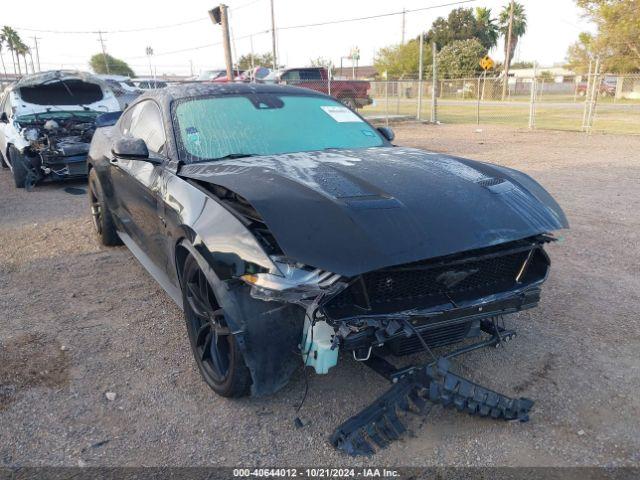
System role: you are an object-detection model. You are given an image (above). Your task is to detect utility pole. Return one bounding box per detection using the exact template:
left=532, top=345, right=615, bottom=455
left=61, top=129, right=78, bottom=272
left=431, top=42, right=437, bottom=123
left=270, top=0, right=277, bottom=70
left=501, top=0, right=514, bottom=100
left=219, top=4, right=234, bottom=81
left=33, top=36, right=41, bottom=72
left=97, top=31, right=110, bottom=74
left=401, top=8, right=406, bottom=45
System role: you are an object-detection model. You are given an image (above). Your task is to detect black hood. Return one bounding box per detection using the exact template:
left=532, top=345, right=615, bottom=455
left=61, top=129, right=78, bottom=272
left=180, top=147, right=568, bottom=277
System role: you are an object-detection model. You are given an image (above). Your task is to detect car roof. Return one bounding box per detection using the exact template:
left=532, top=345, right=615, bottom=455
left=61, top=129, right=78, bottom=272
left=133, top=82, right=329, bottom=111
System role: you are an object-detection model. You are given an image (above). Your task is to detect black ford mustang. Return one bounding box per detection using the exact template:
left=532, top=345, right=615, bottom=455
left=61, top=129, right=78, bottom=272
left=88, top=83, right=567, bottom=452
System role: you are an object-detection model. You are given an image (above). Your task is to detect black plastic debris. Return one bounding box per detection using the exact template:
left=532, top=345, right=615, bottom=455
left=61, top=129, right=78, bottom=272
left=331, top=358, right=533, bottom=456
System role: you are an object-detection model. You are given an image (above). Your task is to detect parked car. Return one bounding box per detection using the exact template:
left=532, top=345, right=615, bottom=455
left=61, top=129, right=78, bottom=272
left=98, top=75, right=143, bottom=109
left=132, top=78, right=168, bottom=90
left=577, top=75, right=618, bottom=97
left=265, top=67, right=373, bottom=109
left=87, top=83, right=566, bottom=453
left=0, top=70, right=120, bottom=188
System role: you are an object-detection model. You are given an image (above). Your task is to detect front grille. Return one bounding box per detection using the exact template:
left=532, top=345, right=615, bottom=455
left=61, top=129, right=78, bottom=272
left=325, top=240, right=547, bottom=319
left=388, top=322, right=472, bottom=355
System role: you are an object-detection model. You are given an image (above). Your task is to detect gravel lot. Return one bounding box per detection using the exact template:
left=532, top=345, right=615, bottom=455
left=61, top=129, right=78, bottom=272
left=0, top=124, right=638, bottom=468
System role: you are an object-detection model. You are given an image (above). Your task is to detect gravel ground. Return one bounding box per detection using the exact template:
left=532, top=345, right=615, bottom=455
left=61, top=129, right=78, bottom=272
left=0, top=124, right=639, bottom=468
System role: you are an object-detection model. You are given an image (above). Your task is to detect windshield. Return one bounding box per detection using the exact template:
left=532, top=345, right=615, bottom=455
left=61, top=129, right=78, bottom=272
left=174, top=93, right=384, bottom=162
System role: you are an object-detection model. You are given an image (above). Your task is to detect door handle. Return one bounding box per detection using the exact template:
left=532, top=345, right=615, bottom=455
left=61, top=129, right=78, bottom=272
left=109, top=157, right=118, bottom=165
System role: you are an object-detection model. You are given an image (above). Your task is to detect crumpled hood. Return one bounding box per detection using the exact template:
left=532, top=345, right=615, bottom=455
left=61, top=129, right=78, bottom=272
left=180, top=147, right=568, bottom=276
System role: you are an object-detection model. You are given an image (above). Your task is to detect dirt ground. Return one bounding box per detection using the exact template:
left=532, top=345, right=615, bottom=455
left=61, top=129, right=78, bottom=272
left=0, top=124, right=638, bottom=468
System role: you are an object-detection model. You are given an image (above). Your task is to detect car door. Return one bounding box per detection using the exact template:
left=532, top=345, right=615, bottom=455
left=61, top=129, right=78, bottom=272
left=109, top=100, right=168, bottom=268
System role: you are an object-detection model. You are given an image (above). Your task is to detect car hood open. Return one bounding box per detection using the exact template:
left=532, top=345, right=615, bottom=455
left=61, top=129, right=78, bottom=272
left=179, top=147, right=568, bottom=277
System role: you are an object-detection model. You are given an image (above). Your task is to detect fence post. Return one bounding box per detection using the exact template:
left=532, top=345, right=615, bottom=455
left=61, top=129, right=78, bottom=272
left=431, top=42, right=437, bottom=123
left=476, top=76, right=481, bottom=125
left=385, top=80, right=389, bottom=127
left=416, top=33, right=424, bottom=120
left=327, top=65, right=332, bottom=97
left=581, top=59, right=593, bottom=131
left=528, top=75, right=537, bottom=129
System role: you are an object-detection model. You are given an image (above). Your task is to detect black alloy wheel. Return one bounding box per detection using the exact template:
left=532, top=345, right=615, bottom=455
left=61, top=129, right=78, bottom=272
left=182, top=255, right=251, bottom=397
left=88, top=169, right=121, bottom=246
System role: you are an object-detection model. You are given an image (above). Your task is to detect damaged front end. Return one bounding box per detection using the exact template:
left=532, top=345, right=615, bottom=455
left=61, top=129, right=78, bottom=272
left=238, top=233, right=553, bottom=455
left=6, top=71, right=119, bottom=188
left=17, top=112, right=99, bottom=187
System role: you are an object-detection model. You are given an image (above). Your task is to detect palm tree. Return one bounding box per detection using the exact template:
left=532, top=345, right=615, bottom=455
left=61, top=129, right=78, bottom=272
left=15, top=40, right=30, bottom=74
left=0, top=33, right=8, bottom=79
left=1, top=26, right=21, bottom=75
left=475, top=7, right=499, bottom=51
left=498, top=2, right=527, bottom=68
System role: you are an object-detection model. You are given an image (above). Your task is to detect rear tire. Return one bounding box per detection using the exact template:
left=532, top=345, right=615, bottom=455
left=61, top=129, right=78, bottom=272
left=88, top=168, right=122, bottom=246
left=181, top=253, right=252, bottom=398
left=9, top=146, right=28, bottom=188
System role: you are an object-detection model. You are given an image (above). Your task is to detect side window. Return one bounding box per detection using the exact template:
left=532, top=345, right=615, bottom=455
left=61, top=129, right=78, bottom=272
left=118, top=105, right=136, bottom=134
left=281, top=70, right=300, bottom=82
left=129, top=101, right=166, bottom=153
left=300, top=69, right=322, bottom=81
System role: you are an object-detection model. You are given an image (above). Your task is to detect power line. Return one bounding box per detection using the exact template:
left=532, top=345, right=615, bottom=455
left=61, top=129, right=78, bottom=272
left=276, top=0, right=478, bottom=31
left=13, top=18, right=207, bottom=35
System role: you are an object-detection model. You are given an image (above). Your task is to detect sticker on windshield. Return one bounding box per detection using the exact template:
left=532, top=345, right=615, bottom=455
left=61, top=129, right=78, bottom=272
left=320, top=106, right=363, bottom=123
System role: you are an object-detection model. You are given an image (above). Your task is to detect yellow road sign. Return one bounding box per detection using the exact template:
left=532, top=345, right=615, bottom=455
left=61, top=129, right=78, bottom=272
left=480, top=55, right=494, bottom=71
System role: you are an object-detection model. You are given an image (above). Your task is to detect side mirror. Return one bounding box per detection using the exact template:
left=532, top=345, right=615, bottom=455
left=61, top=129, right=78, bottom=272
left=0, top=112, right=8, bottom=123
left=95, top=111, right=122, bottom=128
left=377, top=126, right=395, bottom=142
left=112, top=137, right=149, bottom=160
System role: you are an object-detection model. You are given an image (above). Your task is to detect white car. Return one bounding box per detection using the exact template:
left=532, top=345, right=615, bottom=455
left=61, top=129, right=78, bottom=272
left=131, top=78, right=168, bottom=90
left=0, top=70, right=120, bottom=188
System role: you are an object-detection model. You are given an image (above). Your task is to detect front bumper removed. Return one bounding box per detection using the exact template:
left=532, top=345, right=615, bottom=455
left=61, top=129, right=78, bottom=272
left=331, top=357, right=533, bottom=456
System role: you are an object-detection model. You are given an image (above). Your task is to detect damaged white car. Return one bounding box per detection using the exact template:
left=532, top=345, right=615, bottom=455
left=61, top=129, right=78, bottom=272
left=0, top=70, right=120, bottom=189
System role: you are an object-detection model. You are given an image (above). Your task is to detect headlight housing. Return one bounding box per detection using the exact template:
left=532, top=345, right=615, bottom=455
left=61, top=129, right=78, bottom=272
left=240, top=255, right=341, bottom=292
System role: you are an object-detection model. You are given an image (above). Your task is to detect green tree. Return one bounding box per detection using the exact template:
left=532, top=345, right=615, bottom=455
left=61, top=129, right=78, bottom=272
left=437, top=38, right=486, bottom=78
left=511, top=61, right=534, bottom=69
left=475, top=7, right=499, bottom=51
left=498, top=2, right=527, bottom=68
left=89, top=53, right=135, bottom=76
left=1, top=26, right=22, bottom=74
left=309, top=57, right=333, bottom=69
left=566, top=32, right=597, bottom=73
left=236, top=52, right=273, bottom=71
left=373, top=37, right=432, bottom=79
left=426, top=7, right=497, bottom=51
left=571, top=0, right=640, bottom=72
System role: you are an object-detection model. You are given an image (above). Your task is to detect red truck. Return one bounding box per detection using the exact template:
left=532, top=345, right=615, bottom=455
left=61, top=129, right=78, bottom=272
left=267, top=67, right=373, bottom=110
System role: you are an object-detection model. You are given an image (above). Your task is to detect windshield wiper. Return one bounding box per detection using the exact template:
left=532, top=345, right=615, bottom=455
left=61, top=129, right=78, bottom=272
left=206, top=153, right=259, bottom=162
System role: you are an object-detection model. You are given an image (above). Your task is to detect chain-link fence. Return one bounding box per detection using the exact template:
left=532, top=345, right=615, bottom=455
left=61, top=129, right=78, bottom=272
left=275, top=73, right=640, bottom=135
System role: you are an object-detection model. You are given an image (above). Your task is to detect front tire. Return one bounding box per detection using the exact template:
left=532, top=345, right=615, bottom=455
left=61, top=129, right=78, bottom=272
left=88, top=168, right=122, bottom=246
left=9, top=146, right=28, bottom=188
left=181, top=254, right=252, bottom=398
